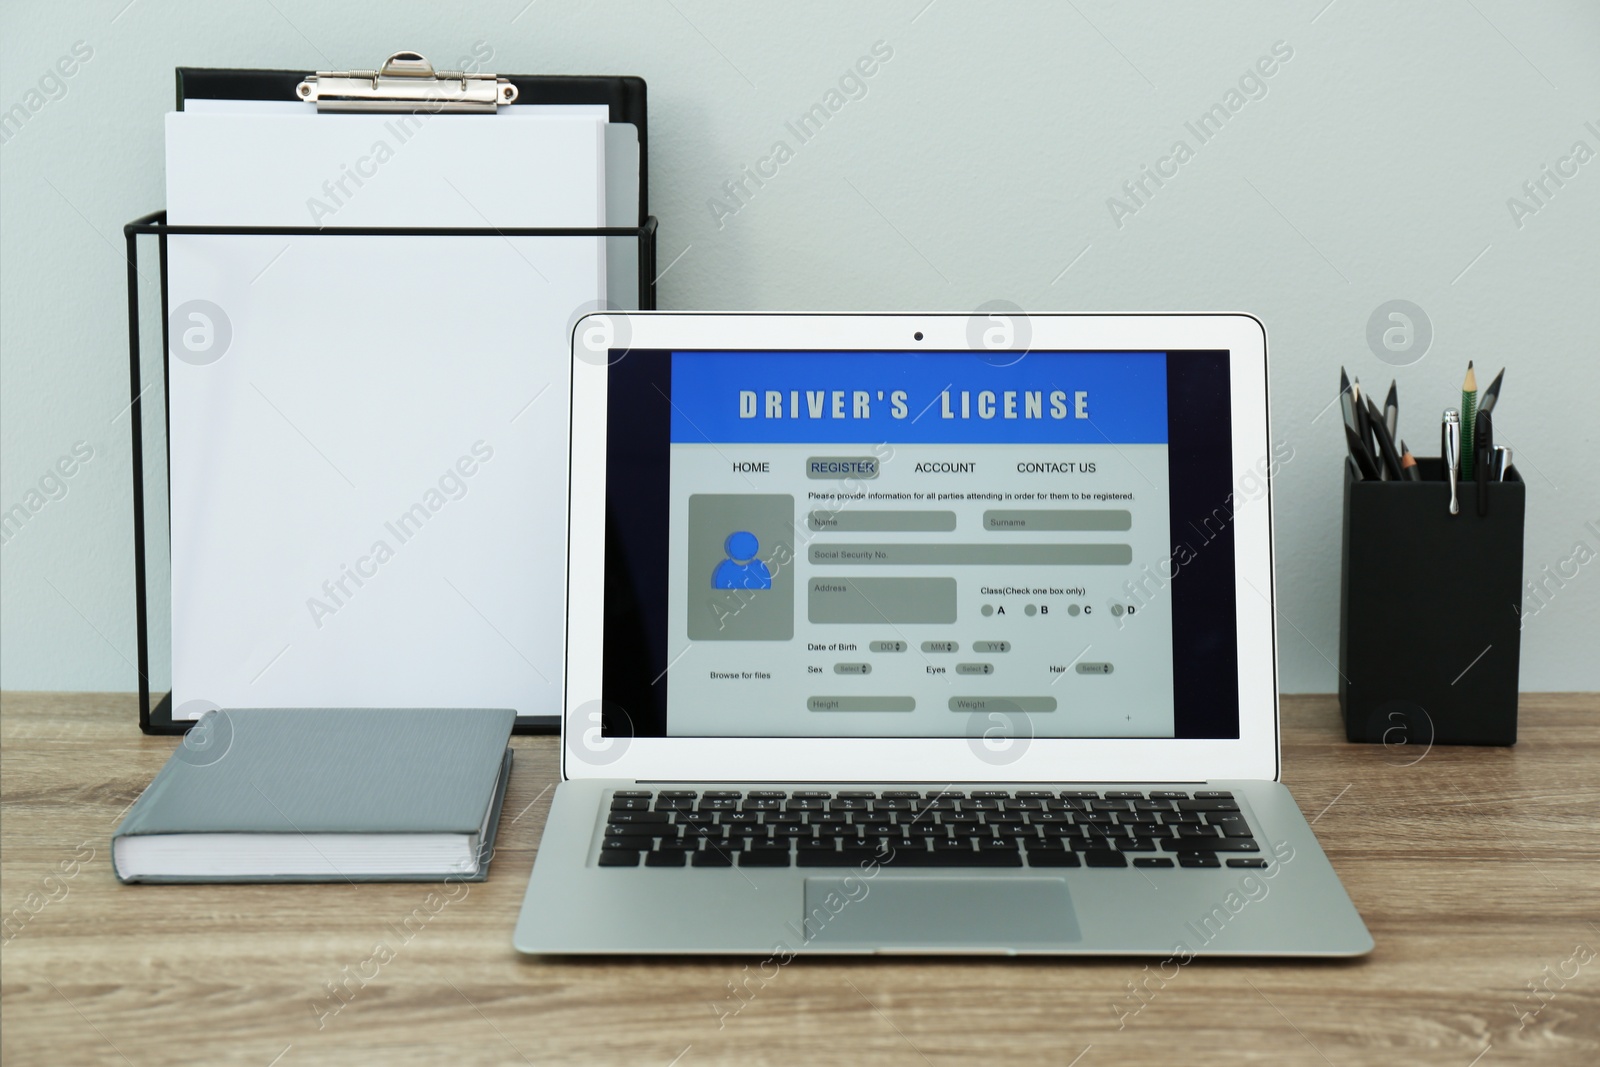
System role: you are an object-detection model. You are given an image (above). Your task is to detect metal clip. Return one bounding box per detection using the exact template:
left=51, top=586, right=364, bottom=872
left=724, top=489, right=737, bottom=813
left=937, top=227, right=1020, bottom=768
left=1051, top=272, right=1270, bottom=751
left=296, top=51, right=518, bottom=113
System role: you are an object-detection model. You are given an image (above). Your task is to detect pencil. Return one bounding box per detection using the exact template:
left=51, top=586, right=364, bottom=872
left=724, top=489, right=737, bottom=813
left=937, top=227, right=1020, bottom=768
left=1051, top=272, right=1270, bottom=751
left=1480, top=367, right=1505, bottom=415
left=1400, top=440, right=1420, bottom=482
left=1461, top=362, right=1477, bottom=479
left=1384, top=380, right=1398, bottom=438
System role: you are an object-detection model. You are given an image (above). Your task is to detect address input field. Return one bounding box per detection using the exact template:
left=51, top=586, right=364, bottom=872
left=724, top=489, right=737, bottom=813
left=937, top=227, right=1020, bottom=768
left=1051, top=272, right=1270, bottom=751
left=807, top=543, right=1132, bottom=566
left=983, top=509, right=1132, bottom=531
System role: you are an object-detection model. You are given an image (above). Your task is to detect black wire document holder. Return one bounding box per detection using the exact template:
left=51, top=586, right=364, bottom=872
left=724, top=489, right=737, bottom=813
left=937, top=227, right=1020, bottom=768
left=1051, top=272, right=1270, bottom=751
left=125, top=59, right=657, bottom=735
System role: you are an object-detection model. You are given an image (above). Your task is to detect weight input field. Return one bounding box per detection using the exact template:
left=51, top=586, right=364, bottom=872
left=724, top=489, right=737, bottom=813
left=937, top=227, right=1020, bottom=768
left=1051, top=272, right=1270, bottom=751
left=808, top=543, right=1132, bottom=566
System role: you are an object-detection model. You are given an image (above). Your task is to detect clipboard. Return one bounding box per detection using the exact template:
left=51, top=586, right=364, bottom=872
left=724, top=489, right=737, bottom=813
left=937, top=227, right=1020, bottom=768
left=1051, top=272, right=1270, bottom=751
left=125, top=53, right=658, bottom=735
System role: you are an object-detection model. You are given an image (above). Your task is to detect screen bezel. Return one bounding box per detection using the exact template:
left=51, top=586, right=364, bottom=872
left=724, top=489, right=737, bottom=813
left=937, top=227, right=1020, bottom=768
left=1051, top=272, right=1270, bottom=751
left=563, top=314, right=1278, bottom=783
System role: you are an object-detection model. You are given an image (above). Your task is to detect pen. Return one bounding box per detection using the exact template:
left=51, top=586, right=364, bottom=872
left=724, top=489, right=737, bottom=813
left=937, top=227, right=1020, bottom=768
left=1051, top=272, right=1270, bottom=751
left=1461, top=362, right=1477, bottom=478
left=1443, top=409, right=1461, bottom=516
left=1480, top=367, right=1505, bottom=415
left=1384, top=380, right=1398, bottom=439
left=1476, top=409, right=1494, bottom=517
left=1400, top=440, right=1421, bottom=482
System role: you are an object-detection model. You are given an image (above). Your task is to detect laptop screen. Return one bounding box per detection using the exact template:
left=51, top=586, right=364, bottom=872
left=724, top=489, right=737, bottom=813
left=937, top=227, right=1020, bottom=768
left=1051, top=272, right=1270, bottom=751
left=597, top=349, right=1242, bottom=741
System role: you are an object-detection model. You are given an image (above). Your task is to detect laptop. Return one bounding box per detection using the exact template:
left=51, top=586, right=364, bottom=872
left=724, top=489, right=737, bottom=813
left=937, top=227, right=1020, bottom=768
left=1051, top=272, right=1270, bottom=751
left=513, top=313, right=1372, bottom=956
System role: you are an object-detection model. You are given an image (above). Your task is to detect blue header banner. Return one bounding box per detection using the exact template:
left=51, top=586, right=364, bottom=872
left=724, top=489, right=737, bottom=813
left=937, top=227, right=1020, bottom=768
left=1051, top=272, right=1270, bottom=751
left=668, top=350, right=1168, bottom=444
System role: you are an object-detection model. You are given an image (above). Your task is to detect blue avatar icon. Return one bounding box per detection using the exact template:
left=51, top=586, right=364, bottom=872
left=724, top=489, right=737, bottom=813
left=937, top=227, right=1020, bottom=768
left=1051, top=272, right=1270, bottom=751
left=712, top=530, right=773, bottom=590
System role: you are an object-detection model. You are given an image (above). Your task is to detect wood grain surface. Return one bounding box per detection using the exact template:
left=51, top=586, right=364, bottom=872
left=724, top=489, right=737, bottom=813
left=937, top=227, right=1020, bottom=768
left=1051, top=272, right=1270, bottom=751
left=3, top=692, right=1597, bottom=1066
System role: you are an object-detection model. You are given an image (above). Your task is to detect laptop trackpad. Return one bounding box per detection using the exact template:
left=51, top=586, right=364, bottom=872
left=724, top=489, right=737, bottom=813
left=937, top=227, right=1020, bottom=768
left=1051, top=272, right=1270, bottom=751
left=802, top=877, right=1079, bottom=948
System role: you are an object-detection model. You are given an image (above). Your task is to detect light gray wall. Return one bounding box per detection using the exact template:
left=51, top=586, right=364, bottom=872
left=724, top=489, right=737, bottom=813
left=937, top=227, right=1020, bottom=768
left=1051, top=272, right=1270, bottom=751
left=3, top=1, right=1597, bottom=693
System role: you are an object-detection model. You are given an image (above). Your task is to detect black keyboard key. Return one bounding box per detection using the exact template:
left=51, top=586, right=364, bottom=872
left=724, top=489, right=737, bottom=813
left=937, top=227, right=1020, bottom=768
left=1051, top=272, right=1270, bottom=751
left=872, top=799, right=913, bottom=812
left=1133, top=800, right=1174, bottom=812
left=885, top=850, right=1022, bottom=868
left=828, top=799, right=869, bottom=812
left=740, top=798, right=782, bottom=812
left=602, top=837, right=646, bottom=850
left=1195, top=791, right=1234, bottom=799
left=645, top=849, right=689, bottom=867
left=1105, top=791, right=1145, bottom=800
left=747, top=838, right=789, bottom=851
left=1179, top=854, right=1221, bottom=868
left=611, top=790, right=651, bottom=798
left=1060, top=790, right=1099, bottom=799
left=971, top=790, right=1011, bottom=799
left=1115, top=839, right=1157, bottom=852
left=692, top=850, right=734, bottom=867
left=748, top=790, right=787, bottom=799
left=1149, top=790, right=1188, bottom=799
left=797, top=850, right=876, bottom=867
left=740, top=850, right=792, bottom=867
left=881, top=790, right=922, bottom=799
left=1176, top=826, right=1222, bottom=839
left=977, top=839, right=1020, bottom=854
left=655, top=798, right=695, bottom=812
left=1177, top=799, right=1240, bottom=812
left=698, top=798, right=740, bottom=812
left=597, top=849, right=641, bottom=866
left=924, top=790, right=965, bottom=800
left=1227, top=858, right=1268, bottom=868
left=1015, top=790, right=1056, bottom=799
left=1134, top=857, right=1175, bottom=868
left=604, top=823, right=660, bottom=837
left=1083, top=850, right=1127, bottom=868
left=1028, top=850, right=1082, bottom=867
left=785, top=799, right=826, bottom=812
left=703, top=790, right=742, bottom=798
left=606, top=811, right=669, bottom=824
left=1091, top=800, right=1132, bottom=812
left=792, top=790, right=832, bottom=799
left=610, top=797, right=652, bottom=811
left=1208, top=838, right=1260, bottom=852
left=836, top=790, right=878, bottom=799
left=796, top=839, right=838, bottom=852
left=659, top=790, right=699, bottom=798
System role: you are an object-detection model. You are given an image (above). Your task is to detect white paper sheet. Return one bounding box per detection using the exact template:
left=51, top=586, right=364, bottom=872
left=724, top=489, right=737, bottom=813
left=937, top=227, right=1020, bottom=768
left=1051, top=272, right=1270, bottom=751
left=165, top=108, right=605, bottom=719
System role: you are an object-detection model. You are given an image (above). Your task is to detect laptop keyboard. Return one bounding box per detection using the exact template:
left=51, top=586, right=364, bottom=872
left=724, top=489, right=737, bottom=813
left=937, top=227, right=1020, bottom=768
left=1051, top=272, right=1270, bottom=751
left=598, top=788, right=1264, bottom=870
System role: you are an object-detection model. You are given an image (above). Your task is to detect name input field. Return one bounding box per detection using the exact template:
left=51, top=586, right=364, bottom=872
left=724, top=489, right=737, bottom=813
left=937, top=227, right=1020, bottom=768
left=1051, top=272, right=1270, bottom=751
left=808, top=510, right=957, bottom=532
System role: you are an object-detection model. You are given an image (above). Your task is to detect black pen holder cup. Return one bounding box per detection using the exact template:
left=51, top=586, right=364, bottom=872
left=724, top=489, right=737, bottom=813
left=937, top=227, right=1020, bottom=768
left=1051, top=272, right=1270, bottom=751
left=1338, top=458, right=1524, bottom=746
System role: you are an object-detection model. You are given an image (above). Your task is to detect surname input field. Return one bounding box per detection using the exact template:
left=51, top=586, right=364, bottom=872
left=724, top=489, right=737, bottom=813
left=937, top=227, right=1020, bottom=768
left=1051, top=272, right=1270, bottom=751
left=807, top=543, right=1133, bottom=565
left=982, top=509, right=1132, bottom=531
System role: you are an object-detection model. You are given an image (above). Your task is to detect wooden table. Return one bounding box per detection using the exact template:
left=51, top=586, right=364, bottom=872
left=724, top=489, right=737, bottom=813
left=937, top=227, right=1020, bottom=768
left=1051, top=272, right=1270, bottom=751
left=3, top=692, right=1597, bottom=1066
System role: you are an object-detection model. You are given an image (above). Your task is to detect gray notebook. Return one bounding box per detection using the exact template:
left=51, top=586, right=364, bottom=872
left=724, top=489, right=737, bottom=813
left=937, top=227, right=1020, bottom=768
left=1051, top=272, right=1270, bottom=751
left=113, top=708, right=515, bottom=884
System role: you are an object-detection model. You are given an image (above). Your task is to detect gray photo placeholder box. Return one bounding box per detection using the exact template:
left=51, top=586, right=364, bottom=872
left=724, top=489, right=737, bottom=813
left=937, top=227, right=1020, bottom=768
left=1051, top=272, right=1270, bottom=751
left=687, top=494, right=795, bottom=640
